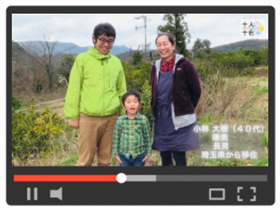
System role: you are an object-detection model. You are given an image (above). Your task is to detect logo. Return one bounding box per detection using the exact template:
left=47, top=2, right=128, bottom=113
left=241, top=20, right=265, bottom=36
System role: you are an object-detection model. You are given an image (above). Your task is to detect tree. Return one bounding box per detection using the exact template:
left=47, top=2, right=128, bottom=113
left=18, top=25, right=69, bottom=92
left=132, top=51, right=143, bottom=65
left=158, top=14, right=191, bottom=58
left=202, top=40, right=211, bottom=54
left=21, top=39, right=60, bottom=92
left=57, top=54, right=75, bottom=85
left=192, top=38, right=211, bottom=59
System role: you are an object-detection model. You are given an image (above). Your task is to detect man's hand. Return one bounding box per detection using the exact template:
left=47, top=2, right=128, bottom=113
left=69, top=119, right=79, bottom=129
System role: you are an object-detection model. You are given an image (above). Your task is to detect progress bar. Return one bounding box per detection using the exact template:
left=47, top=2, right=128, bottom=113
left=14, top=174, right=267, bottom=183
left=14, top=175, right=117, bottom=182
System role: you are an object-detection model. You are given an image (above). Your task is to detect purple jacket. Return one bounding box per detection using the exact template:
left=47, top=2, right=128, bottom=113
left=149, top=54, right=201, bottom=118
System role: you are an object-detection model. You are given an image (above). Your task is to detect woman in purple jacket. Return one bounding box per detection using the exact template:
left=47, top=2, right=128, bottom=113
left=150, top=33, right=201, bottom=166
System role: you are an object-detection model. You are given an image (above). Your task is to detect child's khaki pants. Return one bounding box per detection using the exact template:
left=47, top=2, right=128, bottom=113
left=77, top=112, right=118, bottom=166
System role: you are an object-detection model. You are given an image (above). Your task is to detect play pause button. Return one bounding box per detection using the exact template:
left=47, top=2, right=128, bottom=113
left=27, top=187, right=38, bottom=201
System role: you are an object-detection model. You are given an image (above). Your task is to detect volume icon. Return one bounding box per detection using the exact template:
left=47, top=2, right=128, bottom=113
left=50, top=187, right=63, bottom=201
left=27, top=187, right=38, bottom=201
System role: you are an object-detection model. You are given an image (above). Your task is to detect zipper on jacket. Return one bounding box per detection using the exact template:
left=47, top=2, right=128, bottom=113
left=109, top=66, right=111, bottom=89
left=103, top=60, right=105, bottom=116
left=102, top=57, right=105, bottom=116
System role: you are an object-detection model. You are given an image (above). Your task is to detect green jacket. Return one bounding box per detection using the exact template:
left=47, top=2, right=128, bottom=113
left=64, top=47, right=127, bottom=119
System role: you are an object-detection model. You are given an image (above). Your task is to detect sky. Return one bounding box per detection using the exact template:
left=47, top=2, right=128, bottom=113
left=11, top=13, right=268, bottom=50
left=1, top=1, right=279, bottom=210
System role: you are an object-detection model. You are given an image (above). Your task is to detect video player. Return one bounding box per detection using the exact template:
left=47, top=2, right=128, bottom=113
left=7, top=5, right=275, bottom=205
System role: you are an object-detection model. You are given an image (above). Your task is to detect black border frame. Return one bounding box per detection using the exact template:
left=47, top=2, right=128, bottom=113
left=7, top=6, right=275, bottom=205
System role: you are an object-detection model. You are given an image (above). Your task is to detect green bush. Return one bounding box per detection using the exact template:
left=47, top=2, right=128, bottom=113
left=194, top=59, right=217, bottom=79
left=12, top=106, right=68, bottom=161
left=12, top=95, right=21, bottom=112
left=194, top=50, right=257, bottom=79
left=260, top=134, right=268, bottom=148
left=140, top=81, right=153, bottom=128
left=199, top=113, right=212, bottom=124
left=123, top=61, right=151, bottom=92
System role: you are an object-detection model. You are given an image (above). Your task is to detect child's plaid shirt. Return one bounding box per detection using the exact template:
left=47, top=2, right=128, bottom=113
left=112, top=113, right=152, bottom=159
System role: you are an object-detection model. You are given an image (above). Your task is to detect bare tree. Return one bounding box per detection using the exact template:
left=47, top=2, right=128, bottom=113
left=20, top=39, right=59, bottom=92
left=13, top=27, right=80, bottom=95
left=18, top=25, right=70, bottom=92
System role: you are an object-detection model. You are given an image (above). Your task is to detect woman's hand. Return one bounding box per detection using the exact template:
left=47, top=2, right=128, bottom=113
left=142, top=155, right=150, bottom=165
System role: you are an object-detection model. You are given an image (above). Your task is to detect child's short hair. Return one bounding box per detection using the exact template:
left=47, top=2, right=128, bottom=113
left=122, top=90, right=141, bottom=105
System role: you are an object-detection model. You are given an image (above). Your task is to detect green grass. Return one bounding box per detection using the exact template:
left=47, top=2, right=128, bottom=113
left=251, top=84, right=268, bottom=94
left=57, top=154, right=78, bottom=166
left=188, top=157, right=268, bottom=166
left=260, top=78, right=268, bottom=82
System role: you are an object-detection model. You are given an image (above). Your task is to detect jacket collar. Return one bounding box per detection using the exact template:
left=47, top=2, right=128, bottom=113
left=88, top=47, right=111, bottom=60
left=155, top=54, right=184, bottom=81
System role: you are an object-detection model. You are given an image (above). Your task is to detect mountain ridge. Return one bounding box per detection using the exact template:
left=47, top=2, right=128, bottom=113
left=16, top=41, right=130, bottom=56
left=211, top=39, right=268, bottom=53
left=14, top=39, right=268, bottom=60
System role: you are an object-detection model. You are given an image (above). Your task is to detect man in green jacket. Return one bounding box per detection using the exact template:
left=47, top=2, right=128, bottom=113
left=64, top=23, right=127, bottom=166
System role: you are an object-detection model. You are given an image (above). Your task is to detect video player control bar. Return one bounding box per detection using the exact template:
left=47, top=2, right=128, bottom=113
left=14, top=174, right=267, bottom=183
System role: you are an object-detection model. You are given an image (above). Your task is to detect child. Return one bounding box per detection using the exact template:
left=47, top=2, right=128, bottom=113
left=112, top=90, right=152, bottom=166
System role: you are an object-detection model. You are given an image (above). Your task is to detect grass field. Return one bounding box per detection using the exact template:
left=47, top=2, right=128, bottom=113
left=12, top=67, right=269, bottom=166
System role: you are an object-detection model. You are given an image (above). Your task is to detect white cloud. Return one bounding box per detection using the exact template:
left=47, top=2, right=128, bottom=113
left=12, top=13, right=268, bottom=50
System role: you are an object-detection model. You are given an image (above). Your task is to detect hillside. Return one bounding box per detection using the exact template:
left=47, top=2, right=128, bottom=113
left=211, top=39, right=268, bottom=53
left=17, top=41, right=130, bottom=56
left=12, top=41, right=33, bottom=66
left=12, top=39, right=268, bottom=63
left=117, top=39, right=268, bottom=62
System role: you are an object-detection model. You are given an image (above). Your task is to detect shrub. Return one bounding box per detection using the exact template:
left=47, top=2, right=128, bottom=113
left=260, top=134, right=268, bottom=148
left=12, top=95, right=21, bottom=112
left=12, top=106, right=68, bottom=162
left=140, top=81, right=153, bottom=128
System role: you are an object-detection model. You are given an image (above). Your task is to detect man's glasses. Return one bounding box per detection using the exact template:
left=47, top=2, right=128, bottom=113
left=97, top=38, right=114, bottom=45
